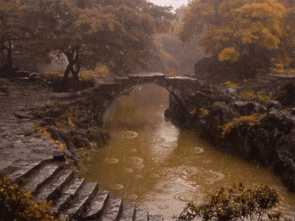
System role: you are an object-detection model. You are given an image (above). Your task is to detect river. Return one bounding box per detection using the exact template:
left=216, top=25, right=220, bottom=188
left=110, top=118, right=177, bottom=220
left=78, top=84, right=295, bottom=219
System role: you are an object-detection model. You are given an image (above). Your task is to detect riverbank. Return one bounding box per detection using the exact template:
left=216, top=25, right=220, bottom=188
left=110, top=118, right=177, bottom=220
left=166, top=77, right=295, bottom=192
left=0, top=77, right=64, bottom=170
left=0, top=76, right=161, bottom=220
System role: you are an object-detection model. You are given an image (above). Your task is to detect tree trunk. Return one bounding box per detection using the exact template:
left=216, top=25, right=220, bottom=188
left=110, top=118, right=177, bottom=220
left=63, top=48, right=81, bottom=90
left=1, top=41, right=14, bottom=74
left=71, top=63, right=80, bottom=91
left=6, top=41, right=13, bottom=71
left=63, top=63, right=71, bottom=82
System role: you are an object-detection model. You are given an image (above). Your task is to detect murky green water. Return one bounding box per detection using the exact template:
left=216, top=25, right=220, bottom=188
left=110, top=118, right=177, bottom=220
left=79, top=84, right=295, bottom=219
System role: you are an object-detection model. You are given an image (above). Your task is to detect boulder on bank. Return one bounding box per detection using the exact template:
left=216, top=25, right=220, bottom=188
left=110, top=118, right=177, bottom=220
left=277, top=82, right=295, bottom=107
left=231, top=101, right=266, bottom=115
left=275, top=129, right=295, bottom=191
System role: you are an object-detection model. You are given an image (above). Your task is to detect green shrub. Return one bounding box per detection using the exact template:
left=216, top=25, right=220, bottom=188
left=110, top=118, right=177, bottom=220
left=178, top=184, right=281, bottom=221
left=0, top=176, right=58, bottom=221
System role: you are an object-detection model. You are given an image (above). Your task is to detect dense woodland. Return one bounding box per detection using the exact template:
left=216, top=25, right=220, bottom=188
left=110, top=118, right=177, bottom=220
left=0, top=0, right=174, bottom=87
left=181, top=0, right=295, bottom=80
left=2, top=0, right=294, bottom=86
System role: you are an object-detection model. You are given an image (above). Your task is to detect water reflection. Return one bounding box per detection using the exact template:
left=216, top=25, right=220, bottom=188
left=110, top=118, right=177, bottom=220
left=79, top=84, right=295, bottom=219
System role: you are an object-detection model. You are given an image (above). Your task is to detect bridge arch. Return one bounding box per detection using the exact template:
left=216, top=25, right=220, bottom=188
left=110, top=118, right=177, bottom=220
left=81, top=73, right=201, bottom=128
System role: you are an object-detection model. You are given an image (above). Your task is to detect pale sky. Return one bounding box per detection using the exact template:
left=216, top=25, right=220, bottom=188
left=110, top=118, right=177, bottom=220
left=148, top=0, right=189, bottom=9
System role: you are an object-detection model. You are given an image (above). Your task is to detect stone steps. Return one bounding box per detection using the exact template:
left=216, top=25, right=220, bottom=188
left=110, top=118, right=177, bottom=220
left=120, top=203, right=136, bottom=221
left=82, top=190, right=110, bottom=219
left=62, top=182, right=99, bottom=218
left=52, top=177, right=86, bottom=213
left=100, top=196, right=122, bottom=221
left=0, top=158, right=163, bottom=221
left=34, top=168, right=74, bottom=201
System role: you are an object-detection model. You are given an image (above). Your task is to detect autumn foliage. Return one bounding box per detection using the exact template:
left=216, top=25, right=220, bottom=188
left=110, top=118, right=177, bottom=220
left=0, top=176, right=57, bottom=221
left=179, top=184, right=280, bottom=221
left=0, top=0, right=173, bottom=88
left=181, top=0, right=295, bottom=78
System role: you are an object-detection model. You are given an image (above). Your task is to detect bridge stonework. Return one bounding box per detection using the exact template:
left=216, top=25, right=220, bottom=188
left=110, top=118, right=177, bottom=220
left=81, top=73, right=203, bottom=128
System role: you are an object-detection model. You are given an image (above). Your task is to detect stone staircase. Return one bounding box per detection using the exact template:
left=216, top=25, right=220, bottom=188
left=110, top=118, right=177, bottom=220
left=0, top=157, right=163, bottom=221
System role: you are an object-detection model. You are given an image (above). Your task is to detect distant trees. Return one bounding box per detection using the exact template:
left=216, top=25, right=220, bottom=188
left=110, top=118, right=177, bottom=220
left=181, top=0, right=295, bottom=78
left=0, top=1, right=29, bottom=72
left=0, top=0, right=173, bottom=88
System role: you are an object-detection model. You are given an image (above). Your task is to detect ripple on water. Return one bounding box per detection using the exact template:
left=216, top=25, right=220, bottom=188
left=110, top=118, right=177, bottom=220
left=135, top=174, right=144, bottom=179
left=127, top=194, right=138, bottom=201
left=194, top=146, right=205, bottom=154
left=129, top=156, right=145, bottom=170
left=120, top=130, right=139, bottom=139
left=206, top=170, right=225, bottom=185
left=111, top=184, right=124, bottom=191
left=124, top=167, right=134, bottom=174
left=104, top=157, right=119, bottom=165
left=130, top=148, right=138, bottom=153
left=174, top=191, right=201, bottom=203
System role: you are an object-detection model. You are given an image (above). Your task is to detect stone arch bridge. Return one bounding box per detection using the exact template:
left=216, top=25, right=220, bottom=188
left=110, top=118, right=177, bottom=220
left=78, top=73, right=207, bottom=128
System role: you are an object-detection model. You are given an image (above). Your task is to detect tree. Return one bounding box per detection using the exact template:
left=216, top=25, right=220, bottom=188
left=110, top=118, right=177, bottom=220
left=281, top=6, right=295, bottom=68
left=0, top=1, right=29, bottom=73
left=23, top=0, right=172, bottom=86
left=1, top=0, right=174, bottom=86
left=23, top=0, right=107, bottom=87
left=181, top=0, right=288, bottom=78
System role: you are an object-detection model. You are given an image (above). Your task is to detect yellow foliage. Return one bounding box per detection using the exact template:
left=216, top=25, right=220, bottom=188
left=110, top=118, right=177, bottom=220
left=218, top=47, right=240, bottom=63
left=223, top=114, right=261, bottom=137
left=223, top=81, right=239, bottom=89
left=0, top=176, right=58, bottom=221
left=37, top=127, right=66, bottom=152
left=272, top=63, right=285, bottom=74
left=181, top=0, right=289, bottom=67
left=239, top=89, right=256, bottom=100
left=80, top=64, right=110, bottom=81
left=191, top=107, right=209, bottom=118
left=239, top=89, right=271, bottom=103
left=257, top=92, right=271, bottom=103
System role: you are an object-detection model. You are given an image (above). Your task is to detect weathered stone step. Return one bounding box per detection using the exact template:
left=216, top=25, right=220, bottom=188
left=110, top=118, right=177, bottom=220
left=63, top=182, right=98, bottom=218
left=148, top=215, right=164, bottom=221
left=135, top=208, right=148, bottom=221
left=52, top=177, right=85, bottom=213
left=34, top=168, right=74, bottom=201
left=100, top=197, right=122, bottom=221
left=1, top=158, right=163, bottom=221
left=119, top=203, right=136, bottom=221
left=22, top=162, right=61, bottom=193
left=1, top=159, right=46, bottom=182
left=82, top=190, right=110, bottom=219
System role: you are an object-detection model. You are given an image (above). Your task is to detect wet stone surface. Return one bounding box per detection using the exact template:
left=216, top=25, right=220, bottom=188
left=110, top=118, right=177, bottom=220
left=0, top=79, right=59, bottom=170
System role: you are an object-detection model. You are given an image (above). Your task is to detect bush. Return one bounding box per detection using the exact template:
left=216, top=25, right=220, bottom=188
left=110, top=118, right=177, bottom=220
left=191, top=107, right=209, bottom=118
left=238, top=90, right=271, bottom=103
left=178, top=184, right=281, bottom=221
left=0, top=176, right=58, bottom=221
left=222, top=114, right=261, bottom=137
left=223, top=81, right=239, bottom=89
